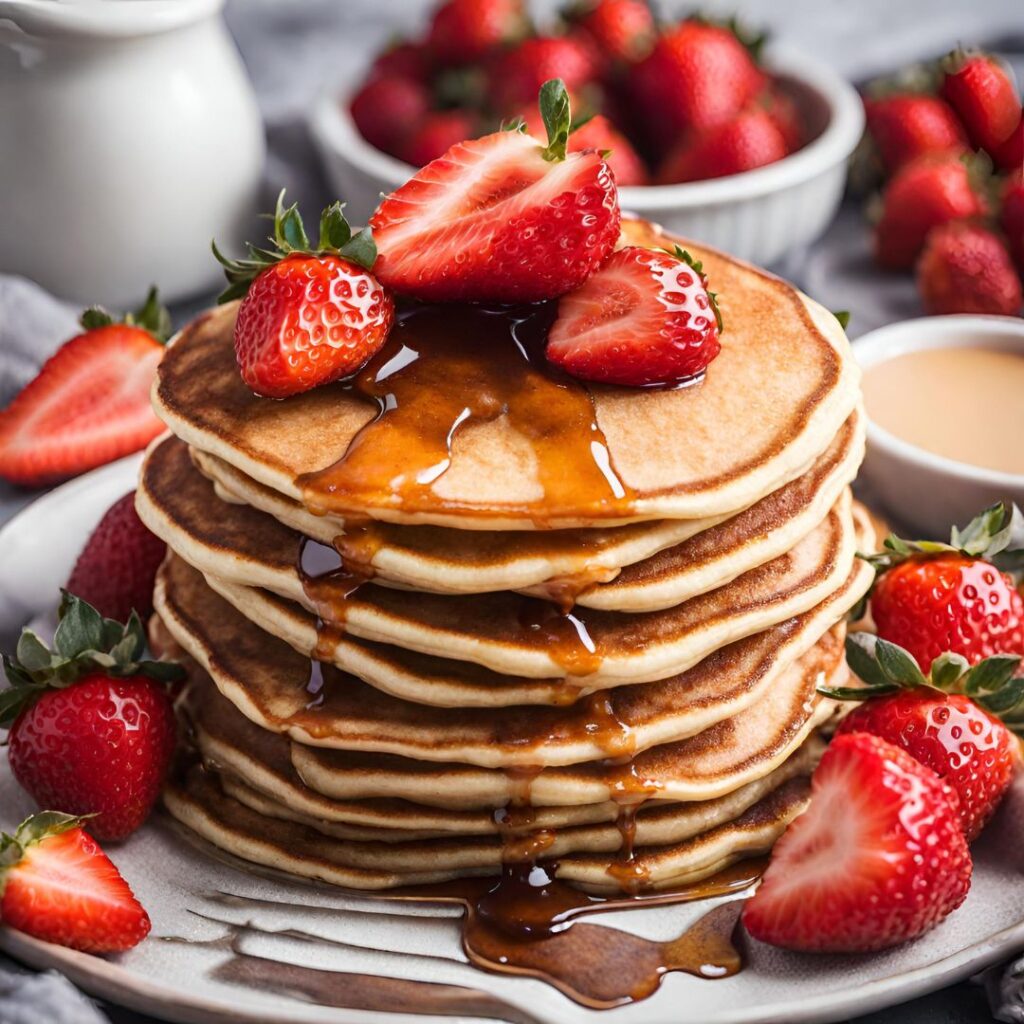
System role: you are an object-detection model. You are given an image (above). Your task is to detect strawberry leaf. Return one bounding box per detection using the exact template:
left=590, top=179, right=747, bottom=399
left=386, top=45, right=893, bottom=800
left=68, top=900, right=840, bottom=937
left=318, top=202, right=352, bottom=251
left=930, top=651, right=970, bottom=690
left=962, top=654, right=1021, bottom=696
left=832, top=310, right=851, bottom=329
left=539, top=78, right=572, bottom=163
left=79, top=286, right=172, bottom=344
left=875, top=637, right=930, bottom=688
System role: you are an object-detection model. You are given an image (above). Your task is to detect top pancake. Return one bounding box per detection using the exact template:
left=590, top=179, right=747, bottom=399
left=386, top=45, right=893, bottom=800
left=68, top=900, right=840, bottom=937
left=153, top=219, right=860, bottom=530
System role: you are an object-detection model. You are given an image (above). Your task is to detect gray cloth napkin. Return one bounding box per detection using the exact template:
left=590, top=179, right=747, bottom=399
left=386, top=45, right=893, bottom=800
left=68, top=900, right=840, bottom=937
left=0, top=2, right=1021, bottom=1023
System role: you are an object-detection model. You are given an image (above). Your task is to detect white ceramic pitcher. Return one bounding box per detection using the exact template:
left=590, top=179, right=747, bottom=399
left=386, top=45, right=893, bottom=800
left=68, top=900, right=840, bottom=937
left=0, top=0, right=265, bottom=307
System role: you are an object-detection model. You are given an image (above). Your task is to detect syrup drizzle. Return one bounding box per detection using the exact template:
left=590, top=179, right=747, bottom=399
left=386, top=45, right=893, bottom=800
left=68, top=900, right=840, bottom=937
left=295, top=302, right=636, bottom=523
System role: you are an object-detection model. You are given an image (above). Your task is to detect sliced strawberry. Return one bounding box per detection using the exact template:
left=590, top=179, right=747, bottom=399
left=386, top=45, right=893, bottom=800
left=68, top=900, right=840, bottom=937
left=0, top=289, right=171, bottom=488
left=370, top=80, right=620, bottom=303
left=546, top=245, right=721, bottom=386
left=940, top=51, right=1021, bottom=154
left=0, top=812, right=150, bottom=953
left=742, top=732, right=971, bottom=953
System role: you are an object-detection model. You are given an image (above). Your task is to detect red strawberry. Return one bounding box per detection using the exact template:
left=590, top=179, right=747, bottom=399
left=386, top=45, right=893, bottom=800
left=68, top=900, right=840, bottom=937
left=873, top=153, right=987, bottom=270
left=0, top=289, right=171, bottom=488
left=427, top=0, right=528, bottom=66
left=990, top=108, right=1023, bottom=173
left=761, top=83, right=804, bottom=153
left=368, top=40, right=432, bottom=83
left=214, top=193, right=394, bottom=399
left=517, top=108, right=648, bottom=185
left=488, top=36, right=599, bottom=114
left=1001, top=173, right=1024, bottom=276
left=370, top=81, right=620, bottom=303
left=835, top=690, right=1016, bottom=841
left=2, top=595, right=184, bottom=840
left=742, top=732, right=972, bottom=953
left=941, top=51, right=1020, bottom=154
left=66, top=491, right=166, bottom=624
left=0, top=812, right=150, bottom=953
left=916, top=221, right=1022, bottom=316
left=657, top=107, right=788, bottom=184
left=864, top=93, right=967, bottom=173
left=546, top=245, right=722, bottom=386
left=401, top=109, right=480, bottom=167
left=563, top=0, right=655, bottom=65
left=349, top=75, right=431, bottom=156
left=628, top=20, right=766, bottom=154
left=865, top=505, right=1024, bottom=674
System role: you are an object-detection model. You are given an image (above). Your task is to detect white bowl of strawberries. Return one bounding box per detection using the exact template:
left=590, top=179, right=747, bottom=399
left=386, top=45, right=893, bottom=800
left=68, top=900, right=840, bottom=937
left=312, top=1, right=864, bottom=266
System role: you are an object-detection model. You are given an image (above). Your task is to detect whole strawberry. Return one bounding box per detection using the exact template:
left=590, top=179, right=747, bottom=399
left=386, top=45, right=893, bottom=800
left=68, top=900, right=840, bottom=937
left=66, top=491, right=166, bottom=623
left=214, top=192, right=394, bottom=399
left=991, top=108, right=1023, bottom=173
left=563, top=0, right=655, bottom=65
left=547, top=245, right=722, bottom=385
left=371, top=80, right=620, bottom=303
left=873, top=152, right=987, bottom=270
left=1001, top=172, right=1024, bottom=276
left=629, top=20, right=766, bottom=154
left=427, top=0, right=528, bottom=66
left=401, top=109, right=480, bottom=167
left=761, top=84, right=804, bottom=153
left=0, top=288, right=171, bottom=488
left=865, top=503, right=1024, bottom=674
left=488, top=36, right=599, bottom=114
left=864, top=93, right=967, bottom=174
left=743, top=732, right=971, bottom=953
left=916, top=221, right=1022, bottom=316
left=940, top=50, right=1021, bottom=155
left=657, top=106, right=788, bottom=184
left=0, top=812, right=150, bottom=953
left=2, top=594, right=184, bottom=840
left=834, top=681, right=1017, bottom=841
left=349, top=75, right=431, bottom=157
left=368, top=40, right=432, bottom=83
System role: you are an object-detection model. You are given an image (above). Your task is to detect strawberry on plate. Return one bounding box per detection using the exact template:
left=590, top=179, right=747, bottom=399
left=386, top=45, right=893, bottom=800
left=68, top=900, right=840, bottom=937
left=371, top=79, right=620, bottom=303
left=0, top=288, right=171, bottom=488
left=488, top=35, right=599, bottom=114
left=742, top=732, right=972, bottom=953
left=546, top=245, right=722, bottom=386
left=628, top=19, right=766, bottom=153
left=66, top=491, right=167, bottom=624
left=349, top=74, right=432, bottom=158
left=873, top=152, right=988, bottom=270
left=427, top=0, right=529, bottom=66
left=863, top=502, right=1024, bottom=673
left=214, top=192, right=394, bottom=399
left=562, top=0, right=656, bottom=66
left=0, top=811, right=150, bottom=953
left=940, top=50, right=1021, bottom=155
left=829, top=643, right=1021, bottom=840
left=916, top=221, right=1022, bottom=316
left=656, top=106, right=788, bottom=184
left=2, top=594, right=184, bottom=840
left=863, top=93, right=968, bottom=174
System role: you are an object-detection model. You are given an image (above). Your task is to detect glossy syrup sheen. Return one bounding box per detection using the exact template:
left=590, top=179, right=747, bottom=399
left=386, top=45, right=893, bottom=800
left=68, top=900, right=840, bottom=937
left=296, top=301, right=649, bottom=523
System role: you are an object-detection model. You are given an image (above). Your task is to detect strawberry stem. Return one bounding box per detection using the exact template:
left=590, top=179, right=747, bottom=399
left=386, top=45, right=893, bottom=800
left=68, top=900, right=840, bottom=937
left=79, top=287, right=172, bottom=345
left=539, top=79, right=572, bottom=162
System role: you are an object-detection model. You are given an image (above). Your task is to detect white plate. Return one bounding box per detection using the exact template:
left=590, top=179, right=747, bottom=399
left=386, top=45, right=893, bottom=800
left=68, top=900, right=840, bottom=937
left=1, top=464, right=1023, bottom=1024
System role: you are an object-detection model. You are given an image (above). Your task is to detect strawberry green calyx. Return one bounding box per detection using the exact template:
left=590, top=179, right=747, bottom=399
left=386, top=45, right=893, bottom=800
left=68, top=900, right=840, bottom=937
left=864, top=502, right=1024, bottom=577
left=673, top=246, right=724, bottom=333
left=80, top=287, right=172, bottom=344
left=0, top=812, right=84, bottom=882
left=690, top=13, right=768, bottom=62
left=0, top=592, right=185, bottom=728
left=539, top=78, right=573, bottom=162
left=821, top=631, right=1024, bottom=730
left=212, top=190, right=377, bottom=304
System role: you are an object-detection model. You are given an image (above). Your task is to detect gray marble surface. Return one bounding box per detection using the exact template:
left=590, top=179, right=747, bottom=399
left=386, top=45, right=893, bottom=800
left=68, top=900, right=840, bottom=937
left=1, top=1, right=1022, bottom=1022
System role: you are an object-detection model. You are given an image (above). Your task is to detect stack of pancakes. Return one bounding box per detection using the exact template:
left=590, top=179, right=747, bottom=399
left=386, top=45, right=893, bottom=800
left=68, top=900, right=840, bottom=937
left=139, top=221, right=873, bottom=893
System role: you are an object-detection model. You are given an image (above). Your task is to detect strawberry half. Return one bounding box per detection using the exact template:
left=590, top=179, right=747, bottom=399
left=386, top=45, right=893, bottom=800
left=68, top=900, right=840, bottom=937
left=742, top=732, right=971, bottom=953
left=546, top=245, right=722, bottom=386
left=0, top=812, right=150, bottom=953
left=0, top=289, right=171, bottom=488
left=370, top=80, right=620, bottom=303
left=214, top=193, right=394, bottom=399
left=2, top=594, right=184, bottom=840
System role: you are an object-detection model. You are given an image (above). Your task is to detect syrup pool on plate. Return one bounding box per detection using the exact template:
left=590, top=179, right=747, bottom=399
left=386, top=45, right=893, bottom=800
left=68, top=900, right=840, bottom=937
left=862, top=347, right=1024, bottom=475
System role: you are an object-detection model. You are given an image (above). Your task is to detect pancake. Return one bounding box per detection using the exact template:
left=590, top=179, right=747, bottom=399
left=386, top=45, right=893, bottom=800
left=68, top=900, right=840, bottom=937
left=186, top=410, right=863, bottom=605
left=152, top=221, right=860, bottom=530
left=140, top=460, right=859, bottom=685
left=164, top=764, right=812, bottom=891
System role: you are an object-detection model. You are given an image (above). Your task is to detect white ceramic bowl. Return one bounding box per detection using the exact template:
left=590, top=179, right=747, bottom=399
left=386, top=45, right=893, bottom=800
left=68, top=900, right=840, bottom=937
left=855, top=315, right=1024, bottom=538
left=311, top=46, right=864, bottom=266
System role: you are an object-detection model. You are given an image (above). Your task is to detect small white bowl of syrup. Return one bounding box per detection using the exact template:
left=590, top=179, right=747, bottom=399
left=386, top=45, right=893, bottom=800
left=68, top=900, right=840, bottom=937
left=856, top=315, right=1024, bottom=537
